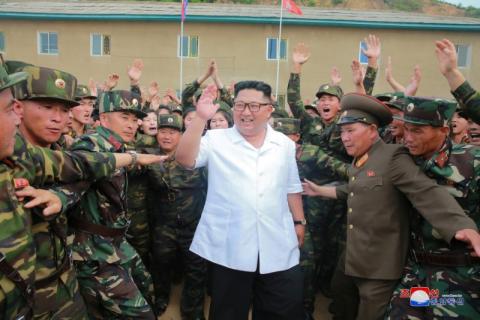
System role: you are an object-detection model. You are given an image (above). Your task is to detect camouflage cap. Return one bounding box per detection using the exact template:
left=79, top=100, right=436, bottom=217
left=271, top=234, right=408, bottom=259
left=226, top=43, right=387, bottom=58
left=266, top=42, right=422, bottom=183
left=374, top=92, right=406, bottom=112
left=75, top=84, right=97, bottom=101
left=16, top=65, right=79, bottom=107
left=0, top=60, right=28, bottom=93
left=305, top=102, right=320, bottom=116
left=158, top=114, right=183, bottom=131
left=5, top=60, right=34, bottom=74
left=338, top=93, right=392, bottom=127
left=273, top=118, right=300, bottom=135
left=172, top=104, right=183, bottom=115
left=99, top=90, right=147, bottom=119
left=403, top=97, right=456, bottom=127
left=271, top=107, right=290, bottom=119
left=316, top=84, right=343, bottom=100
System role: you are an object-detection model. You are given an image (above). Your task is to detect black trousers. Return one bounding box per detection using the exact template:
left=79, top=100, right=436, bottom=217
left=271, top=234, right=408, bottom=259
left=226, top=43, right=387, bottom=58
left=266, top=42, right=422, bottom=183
left=208, top=262, right=304, bottom=320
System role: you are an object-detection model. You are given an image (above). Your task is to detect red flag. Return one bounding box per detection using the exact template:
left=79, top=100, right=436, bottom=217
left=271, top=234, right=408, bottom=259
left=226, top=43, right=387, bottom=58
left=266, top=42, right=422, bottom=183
left=181, top=0, right=189, bottom=22
left=283, top=0, right=303, bottom=15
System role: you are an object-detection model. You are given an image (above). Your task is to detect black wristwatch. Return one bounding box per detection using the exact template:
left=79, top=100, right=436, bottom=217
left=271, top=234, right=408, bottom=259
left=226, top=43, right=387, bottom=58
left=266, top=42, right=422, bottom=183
left=293, top=219, right=307, bottom=226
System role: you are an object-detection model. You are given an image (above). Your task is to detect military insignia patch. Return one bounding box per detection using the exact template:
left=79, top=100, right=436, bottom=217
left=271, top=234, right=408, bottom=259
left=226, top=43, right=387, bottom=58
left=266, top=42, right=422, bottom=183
left=406, top=103, right=415, bottom=112
left=367, top=170, right=376, bottom=177
left=55, top=78, right=66, bottom=89
left=323, top=85, right=329, bottom=90
left=167, top=117, right=174, bottom=123
left=82, top=87, right=88, bottom=94
left=132, top=98, right=139, bottom=107
left=315, top=125, right=321, bottom=130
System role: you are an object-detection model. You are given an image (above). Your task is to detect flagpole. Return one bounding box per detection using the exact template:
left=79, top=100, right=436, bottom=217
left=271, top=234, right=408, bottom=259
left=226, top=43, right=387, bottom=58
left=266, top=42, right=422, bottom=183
left=275, top=0, right=284, bottom=99
left=179, top=19, right=184, bottom=97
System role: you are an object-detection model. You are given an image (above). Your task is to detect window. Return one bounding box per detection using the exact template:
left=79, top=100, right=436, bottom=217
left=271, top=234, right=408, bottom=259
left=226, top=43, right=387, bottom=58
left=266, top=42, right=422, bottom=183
left=91, top=33, right=111, bottom=56
left=266, top=38, right=287, bottom=60
left=455, top=44, right=471, bottom=68
left=358, top=41, right=368, bottom=64
left=178, top=35, right=199, bottom=58
left=38, top=32, right=58, bottom=55
left=0, top=32, right=4, bottom=52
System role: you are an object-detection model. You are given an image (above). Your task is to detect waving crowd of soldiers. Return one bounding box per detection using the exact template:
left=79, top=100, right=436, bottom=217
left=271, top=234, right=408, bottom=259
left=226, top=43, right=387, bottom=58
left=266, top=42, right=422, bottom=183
left=0, top=32, right=480, bottom=320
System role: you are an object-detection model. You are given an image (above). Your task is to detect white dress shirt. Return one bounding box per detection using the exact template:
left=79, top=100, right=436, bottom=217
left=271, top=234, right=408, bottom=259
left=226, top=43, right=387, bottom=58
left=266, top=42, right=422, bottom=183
left=190, top=124, right=302, bottom=274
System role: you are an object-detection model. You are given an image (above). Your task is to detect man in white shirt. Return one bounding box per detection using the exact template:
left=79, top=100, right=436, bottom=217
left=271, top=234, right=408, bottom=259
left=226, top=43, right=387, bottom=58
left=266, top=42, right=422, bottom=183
left=176, top=81, right=305, bottom=320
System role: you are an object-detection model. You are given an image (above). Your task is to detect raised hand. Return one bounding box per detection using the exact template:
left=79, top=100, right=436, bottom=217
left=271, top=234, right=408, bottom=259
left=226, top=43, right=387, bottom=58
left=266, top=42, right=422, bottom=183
left=351, top=59, right=364, bottom=85
left=362, top=34, right=381, bottom=62
left=127, top=58, right=144, bottom=85
left=150, top=95, right=161, bottom=111
left=88, top=78, right=98, bottom=97
left=405, top=65, right=422, bottom=96
left=330, top=67, right=342, bottom=86
left=148, top=81, right=159, bottom=98
left=137, top=154, right=169, bottom=166
left=385, top=56, right=393, bottom=82
left=435, top=39, right=458, bottom=76
left=196, top=84, right=220, bottom=121
left=292, top=42, right=311, bottom=66
left=104, top=73, right=119, bottom=91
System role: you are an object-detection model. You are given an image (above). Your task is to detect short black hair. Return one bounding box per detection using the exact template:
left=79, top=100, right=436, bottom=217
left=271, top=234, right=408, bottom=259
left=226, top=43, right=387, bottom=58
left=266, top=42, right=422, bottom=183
left=234, top=81, right=272, bottom=100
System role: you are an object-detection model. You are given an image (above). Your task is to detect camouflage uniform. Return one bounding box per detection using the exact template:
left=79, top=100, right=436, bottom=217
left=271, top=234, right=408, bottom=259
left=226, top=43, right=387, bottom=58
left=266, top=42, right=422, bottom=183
left=125, top=133, right=158, bottom=269
left=181, top=80, right=233, bottom=111
left=147, top=114, right=207, bottom=320
left=273, top=118, right=349, bottom=318
left=387, top=98, right=480, bottom=319
left=287, top=73, right=350, bottom=299
left=67, top=91, right=155, bottom=319
left=452, top=81, right=480, bottom=125
left=375, top=92, right=406, bottom=145
left=15, top=65, right=90, bottom=320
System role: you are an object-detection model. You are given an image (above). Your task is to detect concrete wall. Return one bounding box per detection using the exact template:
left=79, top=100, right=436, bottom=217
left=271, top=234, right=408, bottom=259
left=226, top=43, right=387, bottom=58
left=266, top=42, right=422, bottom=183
left=1, top=19, right=478, bottom=101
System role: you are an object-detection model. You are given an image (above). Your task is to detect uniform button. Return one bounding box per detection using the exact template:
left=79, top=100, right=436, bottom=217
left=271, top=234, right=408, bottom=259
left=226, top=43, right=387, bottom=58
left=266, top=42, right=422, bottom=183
left=350, top=192, right=354, bottom=197
left=351, top=176, right=355, bottom=181
left=349, top=224, right=354, bottom=230
left=348, top=208, right=353, bottom=213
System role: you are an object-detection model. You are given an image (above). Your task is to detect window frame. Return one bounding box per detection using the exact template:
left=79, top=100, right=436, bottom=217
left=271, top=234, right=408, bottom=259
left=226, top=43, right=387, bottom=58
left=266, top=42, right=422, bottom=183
left=266, top=37, right=288, bottom=61
left=37, top=31, right=58, bottom=55
left=358, top=40, right=369, bottom=65
left=455, top=44, right=471, bottom=69
left=90, top=33, right=111, bottom=57
left=177, top=35, right=199, bottom=58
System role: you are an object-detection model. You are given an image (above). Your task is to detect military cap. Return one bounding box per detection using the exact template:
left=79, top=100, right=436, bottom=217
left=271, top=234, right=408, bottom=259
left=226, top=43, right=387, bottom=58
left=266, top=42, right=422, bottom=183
left=315, top=84, right=343, bottom=99
left=5, top=60, right=33, bottom=74
left=99, top=90, right=146, bottom=119
left=158, top=114, right=183, bottom=131
left=16, top=65, right=79, bottom=107
left=305, top=102, right=320, bottom=116
left=402, top=97, right=456, bottom=127
left=171, top=104, right=183, bottom=115
left=273, top=118, right=300, bottom=135
left=271, top=108, right=290, bottom=119
left=75, top=84, right=96, bottom=101
left=337, top=93, right=392, bottom=127
left=375, top=92, right=406, bottom=111
left=0, top=61, right=28, bottom=92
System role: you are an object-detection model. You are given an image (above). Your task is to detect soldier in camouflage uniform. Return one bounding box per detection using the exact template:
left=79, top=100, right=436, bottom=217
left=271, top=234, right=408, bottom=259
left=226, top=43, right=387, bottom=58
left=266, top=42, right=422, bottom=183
left=146, top=114, right=207, bottom=319
left=0, top=62, right=134, bottom=319
left=386, top=97, right=480, bottom=319
left=67, top=90, right=156, bottom=319
left=375, top=92, right=406, bottom=145
left=69, top=84, right=97, bottom=139
left=14, top=65, right=91, bottom=319
left=273, top=118, right=349, bottom=319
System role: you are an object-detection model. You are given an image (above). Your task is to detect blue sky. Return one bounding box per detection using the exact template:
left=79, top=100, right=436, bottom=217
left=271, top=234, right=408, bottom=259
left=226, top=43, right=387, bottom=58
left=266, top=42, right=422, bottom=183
left=442, top=0, right=480, bottom=8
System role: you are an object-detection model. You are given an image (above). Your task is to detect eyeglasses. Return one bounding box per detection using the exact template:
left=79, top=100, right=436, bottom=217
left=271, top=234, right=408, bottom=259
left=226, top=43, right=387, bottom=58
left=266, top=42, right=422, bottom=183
left=233, top=102, right=271, bottom=113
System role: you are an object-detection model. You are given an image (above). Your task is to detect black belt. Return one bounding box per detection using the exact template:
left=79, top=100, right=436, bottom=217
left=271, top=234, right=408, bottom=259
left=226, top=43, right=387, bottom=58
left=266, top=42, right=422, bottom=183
left=412, top=249, right=480, bottom=267
left=70, top=217, right=127, bottom=238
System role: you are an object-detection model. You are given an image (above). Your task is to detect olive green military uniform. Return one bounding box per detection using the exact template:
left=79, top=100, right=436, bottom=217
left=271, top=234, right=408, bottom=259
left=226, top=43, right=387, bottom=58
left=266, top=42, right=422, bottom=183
left=14, top=65, right=91, bottom=320
left=273, top=118, right=349, bottom=318
left=67, top=91, right=155, bottom=319
left=146, top=114, right=207, bottom=320
left=329, top=94, right=477, bottom=320
left=387, top=98, right=480, bottom=319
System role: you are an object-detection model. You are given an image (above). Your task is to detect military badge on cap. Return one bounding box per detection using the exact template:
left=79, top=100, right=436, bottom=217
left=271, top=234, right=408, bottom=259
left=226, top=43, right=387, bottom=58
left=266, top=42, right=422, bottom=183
left=323, top=85, right=329, bottom=90
left=132, top=98, right=139, bottom=107
left=55, top=78, right=66, bottom=89
left=406, top=103, right=415, bottom=113
left=82, top=87, right=88, bottom=94
left=168, top=117, right=174, bottom=123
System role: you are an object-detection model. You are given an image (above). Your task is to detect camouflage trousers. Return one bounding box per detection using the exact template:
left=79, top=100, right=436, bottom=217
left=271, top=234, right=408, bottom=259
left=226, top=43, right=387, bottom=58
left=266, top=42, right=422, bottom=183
left=74, top=254, right=155, bottom=320
left=152, top=220, right=206, bottom=320
left=300, top=227, right=315, bottom=315
left=304, top=197, right=346, bottom=300
left=33, top=267, right=88, bottom=320
left=385, top=262, right=480, bottom=319
left=126, top=206, right=151, bottom=270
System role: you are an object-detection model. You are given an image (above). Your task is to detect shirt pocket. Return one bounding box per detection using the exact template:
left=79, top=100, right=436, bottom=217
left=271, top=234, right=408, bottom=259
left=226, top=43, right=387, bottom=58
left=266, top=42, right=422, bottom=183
left=356, top=177, right=383, bottom=190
